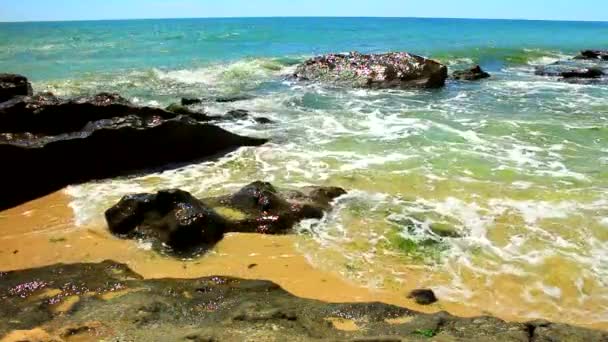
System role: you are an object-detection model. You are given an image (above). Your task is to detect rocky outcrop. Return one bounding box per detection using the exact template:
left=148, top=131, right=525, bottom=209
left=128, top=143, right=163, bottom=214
left=0, top=91, right=267, bottom=210
left=535, top=59, right=607, bottom=84
left=2, top=261, right=606, bottom=341
left=574, top=50, right=608, bottom=61
left=294, top=52, right=448, bottom=88
left=105, top=182, right=346, bottom=256
left=452, top=65, right=491, bottom=81
left=0, top=73, right=33, bottom=103
left=106, top=190, right=227, bottom=256
left=535, top=66, right=604, bottom=79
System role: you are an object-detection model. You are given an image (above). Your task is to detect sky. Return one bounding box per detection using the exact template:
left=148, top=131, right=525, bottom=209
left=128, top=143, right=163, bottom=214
left=0, top=0, right=606, bottom=23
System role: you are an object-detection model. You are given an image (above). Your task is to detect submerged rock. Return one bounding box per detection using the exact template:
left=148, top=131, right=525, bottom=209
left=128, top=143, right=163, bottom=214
left=181, top=97, right=203, bottom=106
left=106, top=190, right=227, bottom=255
left=181, top=95, right=253, bottom=106
left=2, top=261, right=606, bottom=341
left=0, top=73, right=33, bottom=103
left=408, top=289, right=438, bottom=305
left=535, top=59, right=607, bottom=84
left=294, top=51, right=448, bottom=88
left=0, top=90, right=267, bottom=210
left=451, top=65, right=491, bottom=81
left=105, top=182, right=346, bottom=255
left=574, top=50, right=608, bottom=61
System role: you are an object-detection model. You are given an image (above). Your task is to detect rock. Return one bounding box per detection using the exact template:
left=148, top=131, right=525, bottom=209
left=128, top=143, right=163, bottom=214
left=106, top=190, right=227, bottom=255
left=535, top=60, right=607, bottom=84
left=574, top=50, right=608, bottom=61
left=294, top=52, right=448, bottom=88
left=408, top=289, right=438, bottom=305
left=452, top=65, right=491, bottom=81
left=214, top=95, right=254, bottom=103
left=218, top=181, right=347, bottom=234
left=224, top=109, right=274, bottom=124
left=180, top=95, right=253, bottom=106
left=254, top=117, right=274, bottom=124
left=181, top=98, right=202, bottom=106
left=0, top=73, right=33, bottom=103
left=0, top=92, right=176, bottom=136
left=0, top=92, right=267, bottom=210
left=105, top=182, right=347, bottom=255
left=561, top=68, right=604, bottom=79
left=3, top=261, right=606, bottom=341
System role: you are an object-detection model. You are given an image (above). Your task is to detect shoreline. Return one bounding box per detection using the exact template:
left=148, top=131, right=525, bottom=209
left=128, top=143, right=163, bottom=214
left=1, top=190, right=607, bottom=332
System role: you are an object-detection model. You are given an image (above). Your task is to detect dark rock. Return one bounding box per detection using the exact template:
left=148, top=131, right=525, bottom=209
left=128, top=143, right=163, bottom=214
left=0, top=92, right=176, bottom=136
left=106, top=190, right=227, bottom=255
left=535, top=60, right=607, bottom=84
left=214, top=95, right=254, bottom=103
left=2, top=261, right=606, bottom=341
left=181, top=98, right=202, bottom=106
left=181, top=95, right=253, bottom=106
left=561, top=68, right=604, bottom=79
left=574, top=50, right=608, bottom=61
left=218, top=181, right=347, bottom=234
left=294, top=51, right=448, bottom=88
left=105, top=182, right=347, bottom=254
left=254, top=117, right=274, bottom=124
left=452, top=65, right=491, bottom=81
left=0, top=92, right=267, bottom=210
left=408, top=289, right=438, bottom=305
left=0, top=73, right=33, bottom=103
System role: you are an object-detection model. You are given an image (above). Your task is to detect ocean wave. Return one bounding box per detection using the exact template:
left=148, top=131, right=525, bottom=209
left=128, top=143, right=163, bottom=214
left=434, top=47, right=571, bottom=67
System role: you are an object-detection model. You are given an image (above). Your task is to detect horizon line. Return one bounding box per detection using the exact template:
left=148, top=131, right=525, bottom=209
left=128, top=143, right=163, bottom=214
left=1, top=15, right=607, bottom=24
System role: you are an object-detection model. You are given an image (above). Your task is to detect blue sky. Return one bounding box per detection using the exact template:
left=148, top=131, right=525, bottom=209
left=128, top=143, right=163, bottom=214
left=1, top=0, right=606, bottom=22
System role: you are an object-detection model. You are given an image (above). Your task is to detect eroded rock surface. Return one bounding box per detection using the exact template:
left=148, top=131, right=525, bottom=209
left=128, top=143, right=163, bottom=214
left=0, top=91, right=267, bottom=210
left=105, top=181, right=346, bottom=256
left=294, top=52, right=448, bottom=88
left=1, top=261, right=606, bottom=341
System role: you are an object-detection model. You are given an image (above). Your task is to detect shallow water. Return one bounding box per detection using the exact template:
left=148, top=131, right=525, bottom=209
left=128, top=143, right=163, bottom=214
left=1, top=17, right=608, bottom=328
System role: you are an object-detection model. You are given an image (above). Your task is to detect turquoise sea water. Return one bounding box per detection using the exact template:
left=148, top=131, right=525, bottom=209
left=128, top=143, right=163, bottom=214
left=2, top=18, right=608, bottom=326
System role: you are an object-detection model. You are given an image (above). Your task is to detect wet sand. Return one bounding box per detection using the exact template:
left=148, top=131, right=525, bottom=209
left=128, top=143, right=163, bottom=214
left=1, top=190, right=606, bottom=331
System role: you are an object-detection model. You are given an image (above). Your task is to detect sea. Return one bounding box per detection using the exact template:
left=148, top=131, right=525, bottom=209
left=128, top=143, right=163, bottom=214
left=1, top=17, right=608, bottom=326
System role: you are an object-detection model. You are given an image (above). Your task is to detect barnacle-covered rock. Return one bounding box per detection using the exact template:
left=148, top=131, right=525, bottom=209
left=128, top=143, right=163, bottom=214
left=294, top=51, right=448, bottom=88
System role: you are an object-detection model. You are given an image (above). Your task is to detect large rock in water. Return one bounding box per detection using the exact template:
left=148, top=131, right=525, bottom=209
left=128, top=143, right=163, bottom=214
left=105, top=181, right=346, bottom=256
left=0, top=92, right=267, bottom=210
left=535, top=60, right=607, bottom=84
left=294, top=52, right=448, bottom=88
left=0, top=73, right=33, bottom=103
left=574, top=50, right=608, bottom=61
